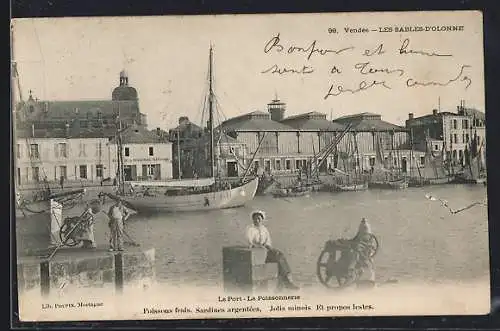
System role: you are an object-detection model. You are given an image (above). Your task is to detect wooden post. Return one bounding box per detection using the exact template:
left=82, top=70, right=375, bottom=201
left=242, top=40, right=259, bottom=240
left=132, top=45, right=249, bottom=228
left=114, top=253, right=123, bottom=294
left=40, top=260, right=50, bottom=297
left=222, top=246, right=278, bottom=294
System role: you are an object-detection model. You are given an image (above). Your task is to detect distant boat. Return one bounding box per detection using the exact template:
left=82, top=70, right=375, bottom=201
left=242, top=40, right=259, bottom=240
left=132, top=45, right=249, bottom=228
left=408, top=136, right=452, bottom=187
left=368, top=136, right=408, bottom=190
left=452, top=133, right=487, bottom=185
left=111, top=46, right=259, bottom=212
left=272, top=185, right=312, bottom=198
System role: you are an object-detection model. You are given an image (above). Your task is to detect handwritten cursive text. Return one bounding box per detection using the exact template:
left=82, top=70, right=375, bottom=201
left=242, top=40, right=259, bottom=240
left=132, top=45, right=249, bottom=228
left=406, top=64, right=472, bottom=89
left=354, top=62, right=405, bottom=77
left=324, top=80, right=391, bottom=99
left=399, top=38, right=452, bottom=57
left=264, top=33, right=354, bottom=61
left=261, top=64, right=315, bottom=75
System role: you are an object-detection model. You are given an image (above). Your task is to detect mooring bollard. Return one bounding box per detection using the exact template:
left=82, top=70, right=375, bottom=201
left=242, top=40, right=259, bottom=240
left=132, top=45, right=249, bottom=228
left=222, top=246, right=278, bottom=294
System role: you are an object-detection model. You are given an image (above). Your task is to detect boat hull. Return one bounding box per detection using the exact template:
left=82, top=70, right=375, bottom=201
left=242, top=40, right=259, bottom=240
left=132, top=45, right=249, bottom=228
left=333, top=182, right=369, bottom=192
left=272, top=188, right=312, bottom=198
left=408, top=177, right=452, bottom=187
left=119, top=177, right=259, bottom=212
left=369, top=179, right=408, bottom=190
left=451, top=175, right=487, bottom=185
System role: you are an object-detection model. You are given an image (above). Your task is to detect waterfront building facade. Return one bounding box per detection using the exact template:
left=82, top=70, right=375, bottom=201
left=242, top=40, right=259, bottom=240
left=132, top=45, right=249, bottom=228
left=332, top=112, right=424, bottom=174
left=405, top=101, right=486, bottom=166
left=15, top=123, right=173, bottom=186
left=108, top=124, right=173, bottom=181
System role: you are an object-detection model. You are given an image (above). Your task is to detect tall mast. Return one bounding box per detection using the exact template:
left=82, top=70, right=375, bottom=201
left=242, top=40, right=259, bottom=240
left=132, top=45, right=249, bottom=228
left=208, top=45, right=215, bottom=178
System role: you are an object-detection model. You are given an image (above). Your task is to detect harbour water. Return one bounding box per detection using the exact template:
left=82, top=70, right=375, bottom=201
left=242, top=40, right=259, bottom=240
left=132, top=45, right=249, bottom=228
left=86, top=184, right=488, bottom=289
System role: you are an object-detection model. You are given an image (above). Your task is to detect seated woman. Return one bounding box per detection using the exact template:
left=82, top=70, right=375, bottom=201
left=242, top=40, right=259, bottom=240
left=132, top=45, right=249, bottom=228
left=245, top=210, right=299, bottom=290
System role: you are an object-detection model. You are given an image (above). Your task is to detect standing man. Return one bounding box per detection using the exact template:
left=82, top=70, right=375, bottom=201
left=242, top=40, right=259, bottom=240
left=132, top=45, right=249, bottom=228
left=107, top=199, right=129, bottom=252
left=246, top=210, right=299, bottom=290
left=59, top=175, right=65, bottom=190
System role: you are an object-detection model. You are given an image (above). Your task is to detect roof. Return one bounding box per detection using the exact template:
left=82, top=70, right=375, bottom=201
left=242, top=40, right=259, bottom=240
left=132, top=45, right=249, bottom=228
left=281, top=112, right=345, bottom=131
left=16, top=126, right=117, bottom=139
left=17, top=99, right=140, bottom=121
left=218, top=111, right=296, bottom=132
left=460, top=107, right=485, bottom=120
left=109, top=124, right=167, bottom=144
left=333, top=112, right=405, bottom=131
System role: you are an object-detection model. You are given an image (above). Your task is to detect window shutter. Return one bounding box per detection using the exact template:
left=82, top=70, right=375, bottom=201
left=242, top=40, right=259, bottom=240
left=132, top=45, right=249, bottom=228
left=54, top=144, right=59, bottom=158
left=142, top=165, right=147, bottom=178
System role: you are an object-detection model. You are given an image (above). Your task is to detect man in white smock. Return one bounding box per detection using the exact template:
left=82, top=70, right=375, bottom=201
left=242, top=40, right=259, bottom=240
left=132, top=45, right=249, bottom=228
left=246, top=210, right=299, bottom=290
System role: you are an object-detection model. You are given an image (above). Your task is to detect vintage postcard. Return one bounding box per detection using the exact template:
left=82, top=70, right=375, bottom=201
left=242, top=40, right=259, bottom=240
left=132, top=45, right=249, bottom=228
left=12, top=10, right=489, bottom=322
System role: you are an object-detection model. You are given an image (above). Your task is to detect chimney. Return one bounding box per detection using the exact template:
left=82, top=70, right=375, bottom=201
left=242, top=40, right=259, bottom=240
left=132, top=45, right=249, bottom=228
left=432, top=109, right=438, bottom=116
left=178, top=116, right=189, bottom=125
left=408, top=113, right=414, bottom=120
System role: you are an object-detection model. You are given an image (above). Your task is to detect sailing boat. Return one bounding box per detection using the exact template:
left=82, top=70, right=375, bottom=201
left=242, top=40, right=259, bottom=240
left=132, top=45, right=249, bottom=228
left=408, top=134, right=451, bottom=187
left=452, top=132, right=487, bottom=185
left=111, top=46, right=259, bottom=212
left=368, top=134, right=408, bottom=189
left=330, top=131, right=368, bottom=192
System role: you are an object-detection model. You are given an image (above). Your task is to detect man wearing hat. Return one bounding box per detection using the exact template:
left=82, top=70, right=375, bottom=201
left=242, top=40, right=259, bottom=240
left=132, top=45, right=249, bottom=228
left=246, top=210, right=299, bottom=290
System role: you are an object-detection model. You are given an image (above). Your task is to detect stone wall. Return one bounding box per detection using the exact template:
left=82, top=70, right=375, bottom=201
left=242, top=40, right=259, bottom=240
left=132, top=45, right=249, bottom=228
left=16, top=248, right=155, bottom=297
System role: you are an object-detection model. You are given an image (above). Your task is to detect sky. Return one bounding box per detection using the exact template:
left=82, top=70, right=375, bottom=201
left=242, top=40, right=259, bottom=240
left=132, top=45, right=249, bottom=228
left=12, top=11, right=484, bottom=130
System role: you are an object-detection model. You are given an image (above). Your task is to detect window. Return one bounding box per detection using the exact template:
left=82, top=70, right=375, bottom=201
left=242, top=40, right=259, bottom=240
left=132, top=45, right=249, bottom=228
left=369, top=157, right=375, bottom=167
left=149, top=147, right=154, bottom=156
left=29, top=105, right=34, bottom=113
left=462, top=133, right=465, bottom=143
left=147, top=165, right=155, bottom=176
left=78, top=143, right=86, bottom=157
left=16, top=144, right=21, bottom=158
left=79, top=165, right=87, bottom=179
left=32, top=167, right=40, bottom=181
left=60, top=166, right=67, bottom=179
left=420, top=156, right=425, bottom=165
left=29, top=144, right=39, bottom=158
left=453, top=119, right=458, bottom=129
left=96, top=164, right=103, bottom=177
left=275, top=159, right=281, bottom=171
left=450, top=134, right=453, bottom=145
left=466, top=133, right=469, bottom=143
left=464, top=120, right=469, bottom=129
left=285, top=159, right=291, bottom=170
left=96, top=142, right=102, bottom=157
left=124, top=147, right=130, bottom=157
left=434, top=145, right=439, bottom=151
left=264, top=160, right=271, bottom=172
left=58, top=143, right=67, bottom=158
left=454, top=134, right=458, bottom=143
left=296, top=160, right=301, bottom=170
